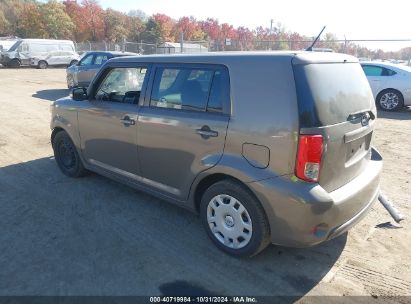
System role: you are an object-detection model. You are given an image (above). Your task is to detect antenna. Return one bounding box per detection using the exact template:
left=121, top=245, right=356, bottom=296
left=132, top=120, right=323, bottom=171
left=306, top=26, right=326, bottom=51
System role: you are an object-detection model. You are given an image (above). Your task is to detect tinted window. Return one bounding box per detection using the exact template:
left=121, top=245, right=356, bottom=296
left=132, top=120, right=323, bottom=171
left=94, top=55, right=109, bottom=65
left=294, top=63, right=373, bottom=127
left=79, top=54, right=93, bottom=66
left=95, top=67, right=147, bottom=103
left=362, top=65, right=383, bottom=76
left=150, top=66, right=228, bottom=112
left=382, top=68, right=397, bottom=76
left=207, top=70, right=229, bottom=113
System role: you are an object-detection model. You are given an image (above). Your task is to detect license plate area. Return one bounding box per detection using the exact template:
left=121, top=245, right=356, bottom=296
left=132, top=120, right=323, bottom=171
left=345, top=132, right=372, bottom=167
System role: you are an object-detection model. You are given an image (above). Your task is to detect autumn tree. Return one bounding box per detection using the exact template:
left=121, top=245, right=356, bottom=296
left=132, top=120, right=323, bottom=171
left=0, top=0, right=25, bottom=35
left=173, top=16, right=205, bottom=41
left=17, top=2, right=46, bottom=38
left=152, top=13, right=175, bottom=42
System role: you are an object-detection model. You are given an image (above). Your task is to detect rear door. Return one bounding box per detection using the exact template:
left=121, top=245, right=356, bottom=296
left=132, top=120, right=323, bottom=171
left=293, top=60, right=376, bottom=192
left=136, top=64, right=230, bottom=200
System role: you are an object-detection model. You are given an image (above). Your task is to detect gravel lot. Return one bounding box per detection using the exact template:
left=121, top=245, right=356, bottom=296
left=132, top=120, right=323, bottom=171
left=0, top=68, right=410, bottom=301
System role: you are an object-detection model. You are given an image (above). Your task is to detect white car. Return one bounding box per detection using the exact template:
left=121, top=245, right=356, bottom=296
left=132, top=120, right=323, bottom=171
left=361, top=61, right=411, bottom=111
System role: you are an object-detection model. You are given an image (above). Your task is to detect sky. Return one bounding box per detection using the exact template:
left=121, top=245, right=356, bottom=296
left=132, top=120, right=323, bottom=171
left=98, top=0, right=410, bottom=51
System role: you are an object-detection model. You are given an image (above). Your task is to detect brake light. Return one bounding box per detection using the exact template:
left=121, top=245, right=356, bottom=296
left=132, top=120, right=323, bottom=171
left=295, top=135, right=323, bottom=182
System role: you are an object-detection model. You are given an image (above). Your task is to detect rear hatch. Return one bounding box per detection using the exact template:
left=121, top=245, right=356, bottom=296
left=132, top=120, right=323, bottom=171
left=292, top=53, right=376, bottom=192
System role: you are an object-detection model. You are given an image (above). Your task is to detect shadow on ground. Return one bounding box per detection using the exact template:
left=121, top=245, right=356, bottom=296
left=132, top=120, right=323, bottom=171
left=32, top=89, right=70, bottom=101
left=377, top=107, right=411, bottom=120
left=0, top=157, right=347, bottom=298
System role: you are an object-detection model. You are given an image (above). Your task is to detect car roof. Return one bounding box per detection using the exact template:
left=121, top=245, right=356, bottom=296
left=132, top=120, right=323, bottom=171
left=110, top=51, right=359, bottom=65
left=84, top=51, right=138, bottom=56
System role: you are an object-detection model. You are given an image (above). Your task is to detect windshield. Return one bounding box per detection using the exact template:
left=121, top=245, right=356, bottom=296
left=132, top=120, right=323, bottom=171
left=7, top=40, right=22, bottom=52
left=293, top=62, right=374, bottom=128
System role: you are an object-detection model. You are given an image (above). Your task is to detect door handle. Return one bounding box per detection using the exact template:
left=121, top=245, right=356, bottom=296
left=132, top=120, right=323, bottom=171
left=120, top=116, right=135, bottom=126
left=196, top=126, right=218, bottom=138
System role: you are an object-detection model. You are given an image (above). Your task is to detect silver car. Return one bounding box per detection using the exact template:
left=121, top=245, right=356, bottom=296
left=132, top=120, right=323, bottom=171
left=361, top=61, right=411, bottom=111
left=66, top=51, right=137, bottom=89
left=51, top=52, right=383, bottom=257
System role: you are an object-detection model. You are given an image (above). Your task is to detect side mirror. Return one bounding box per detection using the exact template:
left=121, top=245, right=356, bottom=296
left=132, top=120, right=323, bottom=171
left=71, top=87, right=88, bottom=101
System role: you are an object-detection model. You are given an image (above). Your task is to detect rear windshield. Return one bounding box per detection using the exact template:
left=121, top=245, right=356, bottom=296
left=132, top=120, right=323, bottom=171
left=293, top=62, right=373, bottom=128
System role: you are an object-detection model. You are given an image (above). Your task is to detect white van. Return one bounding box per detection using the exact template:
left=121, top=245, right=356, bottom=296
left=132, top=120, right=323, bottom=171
left=0, top=39, right=80, bottom=68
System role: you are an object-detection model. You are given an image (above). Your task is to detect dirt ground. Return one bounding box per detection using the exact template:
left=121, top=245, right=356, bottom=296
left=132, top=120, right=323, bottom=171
left=0, top=68, right=410, bottom=301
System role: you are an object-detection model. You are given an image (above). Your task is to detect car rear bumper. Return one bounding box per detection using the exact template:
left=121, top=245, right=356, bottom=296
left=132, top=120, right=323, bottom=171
left=248, top=147, right=383, bottom=247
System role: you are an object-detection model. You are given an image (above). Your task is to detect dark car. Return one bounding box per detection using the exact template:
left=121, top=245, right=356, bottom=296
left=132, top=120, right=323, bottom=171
left=66, top=51, right=137, bottom=88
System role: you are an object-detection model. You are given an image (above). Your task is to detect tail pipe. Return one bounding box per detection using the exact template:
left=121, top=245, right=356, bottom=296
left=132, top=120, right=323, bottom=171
left=378, top=192, right=405, bottom=223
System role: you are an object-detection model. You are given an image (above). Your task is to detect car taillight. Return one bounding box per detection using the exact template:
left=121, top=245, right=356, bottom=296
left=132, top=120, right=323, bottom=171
left=295, top=135, right=323, bottom=182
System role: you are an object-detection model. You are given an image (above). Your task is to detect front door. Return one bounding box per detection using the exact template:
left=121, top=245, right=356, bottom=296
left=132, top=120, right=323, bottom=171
left=76, top=53, right=95, bottom=86
left=137, top=64, right=230, bottom=200
left=78, top=65, right=150, bottom=177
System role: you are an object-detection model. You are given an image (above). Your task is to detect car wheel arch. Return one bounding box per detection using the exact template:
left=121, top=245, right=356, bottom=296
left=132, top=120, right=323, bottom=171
left=192, top=173, right=259, bottom=214
left=376, top=88, right=404, bottom=102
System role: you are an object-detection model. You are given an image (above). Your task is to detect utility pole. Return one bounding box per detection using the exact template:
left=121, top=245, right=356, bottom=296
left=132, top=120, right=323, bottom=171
left=270, top=19, right=274, bottom=34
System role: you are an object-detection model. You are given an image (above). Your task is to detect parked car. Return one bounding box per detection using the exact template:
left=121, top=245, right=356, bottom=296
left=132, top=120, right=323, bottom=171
left=66, top=51, right=137, bottom=89
left=0, top=39, right=79, bottom=68
left=361, top=61, right=411, bottom=111
left=51, top=52, right=383, bottom=257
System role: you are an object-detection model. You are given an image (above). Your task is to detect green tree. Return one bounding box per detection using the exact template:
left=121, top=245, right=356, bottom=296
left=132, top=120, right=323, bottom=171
left=104, top=8, right=128, bottom=42
left=140, top=18, right=161, bottom=44
left=41, top=0, right=74, bottom=39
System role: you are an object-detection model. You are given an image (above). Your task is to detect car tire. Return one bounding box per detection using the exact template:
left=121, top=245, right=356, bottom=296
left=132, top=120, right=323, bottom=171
left=8, top=59, right=21, bottom=68
left=52, top=131, right=88, bottom=178
left=38, top=60, right=48, bottom=69
left=200, top=179, right=271, bottom=257
left=376, top=89, right=404, bottom=111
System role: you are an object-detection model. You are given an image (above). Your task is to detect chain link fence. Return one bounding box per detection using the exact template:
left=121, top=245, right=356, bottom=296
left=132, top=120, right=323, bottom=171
left=74, top=39, right=411, bottom=63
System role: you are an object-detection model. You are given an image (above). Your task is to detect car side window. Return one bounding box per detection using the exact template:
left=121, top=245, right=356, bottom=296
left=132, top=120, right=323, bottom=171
left=362, top=65, right=383, bottom=76
left=94, top=55, right=109, bottom=65
left=95, top=67, right=148, bottom=104
left=150, top=66, right=228, bottom=113
left=79, top=54, right=93, bottom=66
left=207, top=70, right=229, bottom=113
left=382, top=68, right=397, bottom=76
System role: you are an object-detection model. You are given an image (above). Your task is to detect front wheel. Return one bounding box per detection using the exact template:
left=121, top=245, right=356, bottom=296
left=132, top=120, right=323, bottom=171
left=376, top=89, right=404, bottom=111
left=52, top=131, right=87, bottom=178
left=38, top=60, right=48, bottom=69
left=200, top=180, right=271, bottom=257
left=8, top=59, right=20, bottom=68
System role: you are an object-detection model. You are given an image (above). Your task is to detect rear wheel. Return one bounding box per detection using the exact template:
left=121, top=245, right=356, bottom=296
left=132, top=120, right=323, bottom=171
left=376, top=89, right=404, bottom=111
left=52, top=131, right=87, bottom=178
left=38, top=60, right=48, bottom=69
left=200, top=180, right=271, bottom=257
